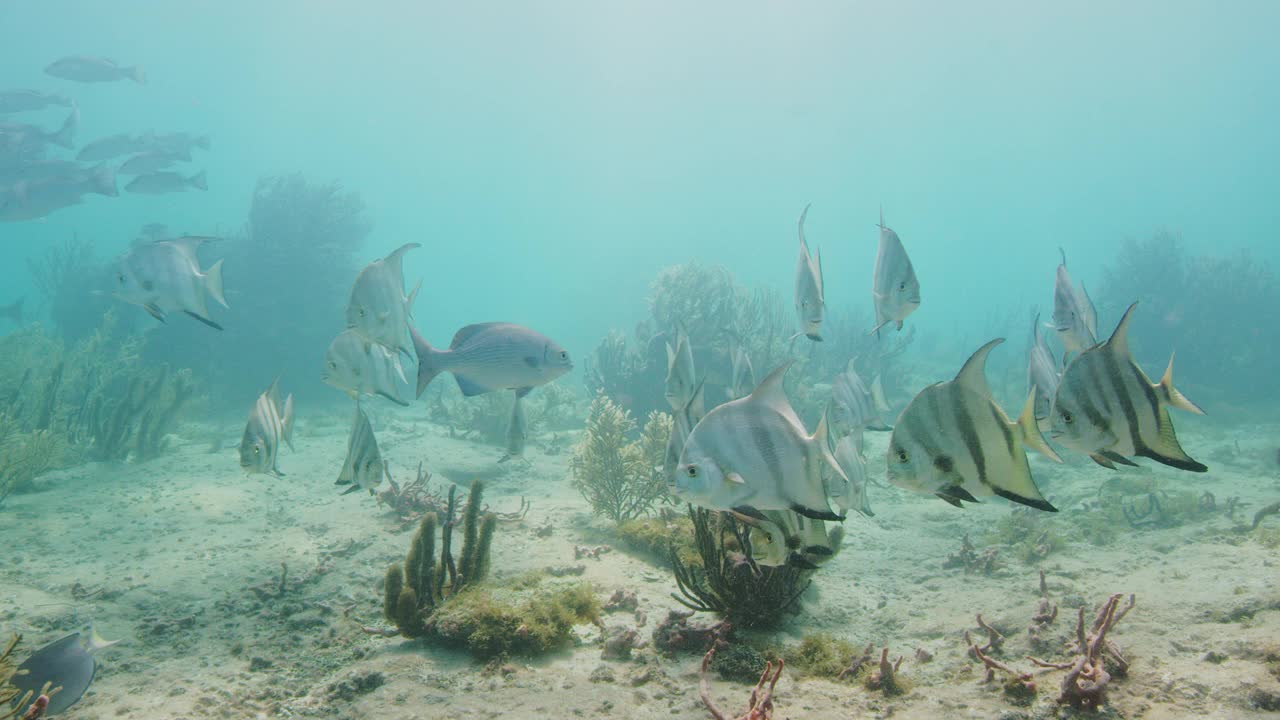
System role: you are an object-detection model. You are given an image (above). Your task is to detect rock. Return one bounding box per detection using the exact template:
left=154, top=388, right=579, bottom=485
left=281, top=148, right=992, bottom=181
left=327, top=671, right=387, bottom=702
left=589, top=664, right=616, bottom=683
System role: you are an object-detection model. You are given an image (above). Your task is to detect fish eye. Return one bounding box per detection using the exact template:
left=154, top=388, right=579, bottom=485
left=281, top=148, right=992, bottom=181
left=254, top=446, right=260, bottom=455
left=686, top=465, right=698, bottom=478
left=895, top=448, right=909, bottom=463
left=328, top=361, right=337, bottom=369
left=560, top=351, right=568, bottom=360
left=898, top=281, right=906, bottom=291
left=1061, top=410, right=1074, bottom=424
left=142, top=280, right=154, bottom=291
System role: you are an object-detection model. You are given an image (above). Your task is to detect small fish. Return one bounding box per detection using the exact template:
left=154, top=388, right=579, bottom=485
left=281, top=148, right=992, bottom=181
left=829, top=359, right=892, bottom=438
left=346, top=243, right=421, bottom=360
left=740, top=510, right=835, bottom=570
left=125, top=170, right=206, bottom=194
left=322, top=329, right=412, bottom=406
left=0, top=106, right=78, bottom=150
left=1027, top=310, right=1060, bottom=429
left=673, top=363, right=847, bottom=522
left=0, top=89, right=72, bottom=114
left=9, top=628, right=119, bottom=716
left=0, top=159, right=89, bottom=186
left=112, top=236, right=227, bottom=329
left=335, top=401, right=386, bottom=496
left=887, top=339, right=1061, bottom=511
left=664, top=324, right=698, bottom=412
left=499, top=395, right=529, bottom=464
left=0, top=297, right=22, bottom=326
left=663, top=379, right=706, bottom=487
left=1051, top=248, right=1098, bottom=362
left=1050, top=303, right=1207, bottom=472
left=150, top=131, right=210, bottom=155
left=792, top=204, right=825, bottom=342
left=45, top=56, right=145, bottom=84
left=412, top=322, right=573, bottom=399
left=118, top=149, right=188, bottom=176
left=725, top=337, right=756, bottom=402
left=76, top=132, right=151, bottom=162
left=830, top=433, right=874, bottom=517
left=871, top=207, right=921, bottom=335
left=239, top=378, right=295, bottom=477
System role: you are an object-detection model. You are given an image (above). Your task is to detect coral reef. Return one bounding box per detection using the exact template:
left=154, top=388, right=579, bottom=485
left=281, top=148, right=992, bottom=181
left=1029, top=593, right=1135, bottom=711
left=669, top=508, right=811, bottom=629
left=700, top=642, right=785, bottom=720
left=570, top=394, right=667, bottom=524
left=25, top=233, right=117, bottom=342
left=84, top=365, right=194, bottom=462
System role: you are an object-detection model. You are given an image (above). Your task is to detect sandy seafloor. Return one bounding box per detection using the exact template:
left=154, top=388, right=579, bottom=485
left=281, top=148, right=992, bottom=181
left=2, top=404, right=1278, bottom=720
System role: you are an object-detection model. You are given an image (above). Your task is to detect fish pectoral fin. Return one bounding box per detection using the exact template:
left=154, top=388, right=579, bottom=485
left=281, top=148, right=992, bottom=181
left=725, top=471, right=747, bottom=485
left=935, top=493, right=965, bottom=508
left=341, top=484, right=362, bottom=495
left=523, top=355, right=539, bottom=368
left=143, top=302, right=166, bottom=322
left=786, top=553, right=820, bottom=570
left=938, top=484, right=979, bottom=503
left=789, top=502, right=844, bottom=522
left=803, top=544, right=834, bottom=556
left=515, top=386, right=533, bottom=399
left=454, top=375, right=493, bottom=397
left=1098, top=449, right=1139, bottom=467
left=183, top=310, right=224, bottom=331
left=1089, top=452, right=1118, bottom=470
left=730, top=505, right=768, bottom=522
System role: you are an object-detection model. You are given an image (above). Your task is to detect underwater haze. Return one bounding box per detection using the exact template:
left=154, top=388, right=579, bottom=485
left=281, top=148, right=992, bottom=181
left=3, top=2, right=1280, bottom=719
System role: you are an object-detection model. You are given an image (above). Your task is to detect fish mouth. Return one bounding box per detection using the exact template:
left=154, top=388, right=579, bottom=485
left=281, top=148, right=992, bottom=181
left=906, top=297, right=921, bottom=306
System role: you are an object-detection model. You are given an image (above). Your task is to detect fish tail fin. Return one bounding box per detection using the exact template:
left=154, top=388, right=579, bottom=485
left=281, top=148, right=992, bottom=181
left=411, top=325, right=443, bottom=398
left=205, top=259, right=229, bottom=309
left=1158, top=353, right=1205, bottom=415
left=281, top=394, right=295, bottom=451
left=1018, top=388, right=1063, bottom=463
left=52, top=105, right=78, bottom=149
left=190, top=170, right=208, bottom=191
left=88, top=625, right=121, bottom=653
left=92, top=163, right=118, bottom=197
left=130, top=65, right=147, bottom=84
left=1136, top=406, right=1207, bottom=472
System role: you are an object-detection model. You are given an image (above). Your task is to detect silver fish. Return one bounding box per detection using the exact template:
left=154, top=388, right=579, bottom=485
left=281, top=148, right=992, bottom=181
left=829, top=359, right=892, bottom=437
left=871, top=207, right=921, bottom=334
left=125, top=170, right=206, bottom=194
left=1050, top=303, right=1206, bottom=472
left=45, top=56, right=145, bottom=84
left=887, top=339, right=1061, bottom=511
left=346, top=243, right=421, bottom=359
left=76, top=132, right=151, bottom=162
left=673, top=363, right=846, bottom=522
left=664, top=324, right=697, bottom=412
left=335, top=402, right=386, bottom=496
left=1027, top=311, right=1060, bottom=429
left=239, top=378, right=295, bottom=477
left=0, top=164, right=115, bottom=222
left=9, top=628, right=118, bottom=716
left=118, top=149, right=188, bottom=175
left=741, top=509, right=836, bottom=570
left=0, top=297, right=22, bottom=326
left=0, top=106, right=77, bottom=150
left=0, top=89, right=71, bottom=114
left=150, top=132, right=210, bottom=155
left=1050, top=248, right=1097, bottom=362
left=113, top=236, right=227, bottom=329
left=499, top=395, right=529, bottom=464
left=0, top=159, right=89, bottom=186
left=663, top=379, right=706, bottom=487
left=792, top=203, right=825, bottom=342
left=726, top=337, right=756, bottom=402
left=413, top=322, right=573, bottom=399
left=830, top=433, right=873, bottom=517
left=322, top=329, right=412, bottom=406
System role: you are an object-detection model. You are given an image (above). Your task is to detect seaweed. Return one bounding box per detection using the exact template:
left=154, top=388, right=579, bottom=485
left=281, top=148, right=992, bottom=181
left=570, top=394, right=667, bottom=524
left=669, top=507, right=811, bottom=629
left=83, top=365, right=194, bottom=463
left=0, top=416, right=65, bottom=510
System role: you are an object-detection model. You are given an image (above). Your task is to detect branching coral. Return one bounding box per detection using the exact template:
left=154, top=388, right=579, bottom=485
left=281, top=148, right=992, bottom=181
left=1029, top=593, right=1135, bottom=711
left=83, top=364, right=194, bottom=463
left=701, top=643, right=785, bottom=720
left=570, top=394, right=667, bottom=524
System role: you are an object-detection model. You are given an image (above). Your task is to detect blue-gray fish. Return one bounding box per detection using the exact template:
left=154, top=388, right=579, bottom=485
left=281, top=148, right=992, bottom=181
left=113, top=236, right=227, bottom=329
left=118, top=149, right=188, bottom=176
left=412, top=322, right=573, bottom=399
left=125, top=170, right=206, bottom=194
left=499, top=395, right=529, bottom=464
left=887, top=339, right=1061, bottom=511
left=0, top=106, right=77, bottom=150
left=239, top=378, right=295, bottom=477
left=335, top=402, right=386, bottom=496
left=0, top=297, right=22, bottom=326
left=1050, top=302, right=1206, bottom=472
left=871, top=207, right=921, bottom=335
left=322, top=329, right=412, bottom=406
left=346, top=243, right=421, bottom=360
left=45, top=56, right=145, bottom=84
left=1027, top=311, right=1060, bottom=429
left=664, top=324, right=698, bottom=412
left=76, top=132, right=151, bottom=162
left=792, top=203, right=825, bottom=342
left=673, top=363, right=847, bottom=522
left=829, top=359, right=892, bottom=437
left=1050, top=248, right=1097, bottom=362
left=831, top=432, right=873, bottom=517
left=9, top=628, right=118, bottom=716
left=726, top=337, right=756, bottom=402
left=0, top=164, right=116, bottom=222
left=0, top=89, right=71, bottom=114
left=663, top=379, right=706, bottom=488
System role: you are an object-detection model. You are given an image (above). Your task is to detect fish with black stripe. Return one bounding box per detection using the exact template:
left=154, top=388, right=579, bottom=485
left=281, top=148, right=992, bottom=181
left=1050, top=248, right=1098, bottom=363
left=1050, top=302, right=1206, bottom=472
left=791, top=203, right=826, bottom=342
left=336, top=401, right=387, bottom=495
left=1027, top=310, right=1061, bottom=430
left=239, top=378, right=295, bottom=477
left=871, top=207, right=921, bottom=335
left=887, top=339, right=1061, bottom=511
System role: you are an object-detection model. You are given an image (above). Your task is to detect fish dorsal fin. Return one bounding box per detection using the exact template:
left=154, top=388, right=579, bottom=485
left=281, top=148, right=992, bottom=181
left=167, top=235, right=217, bottom=260
left=449, top=322, right=504, bottom=349
left=88, top=626, right=121, bottom=653
left=665, top=341, right=675, bottom=370
left=814, top=246, right=824, bottom=294
left=266, top=375, right=282, bottom=410
left=878, top=205, right=885, bottom=230
left=747, top=361, right=794, bottom=412
left=953, top=339, right=1004, bottom=397
left=382, top=242, right=421, bottom=277
left=684, top=377, right=706, bottom=417
left=797, top=203, right=811, bottom=254
left=1103, top=302, right=1139, bottom=358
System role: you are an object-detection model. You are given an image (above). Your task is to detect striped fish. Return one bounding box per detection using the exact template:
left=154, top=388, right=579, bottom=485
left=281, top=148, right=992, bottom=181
left=239, top=379, right=294, bottom=477
left=726, top=337, right=756, bottom=401
left=663, top=379, right=706, bottom=489
left=336, top=401, right=386, bottom=495
left=1027, top=311, right=1061, bottom=429
left=499, top=395, right=528, bottom=464
left=887, top=339, right=1061, bottom=511
left=829, top=359, right=892, bottom=437
left=673, top=363, right=847, bottom=522
left=322, top=329, right=412, bottom=405
left=738, top=509, right=839, bottom=570
left=664, top=324, right=698, bottom=412
left=346, top=243, right=422, bottom=360
left=412, top=322, right=573, bottom=399
left=1050, top=248, right=1097, bottom=362
left=792, top=204, right=825, bottom=342
left=830, top=433, right=874, bottom=517
left=1050, top=303, right=1206, bottom=472
left=871, top=207, right=921, bottom=335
